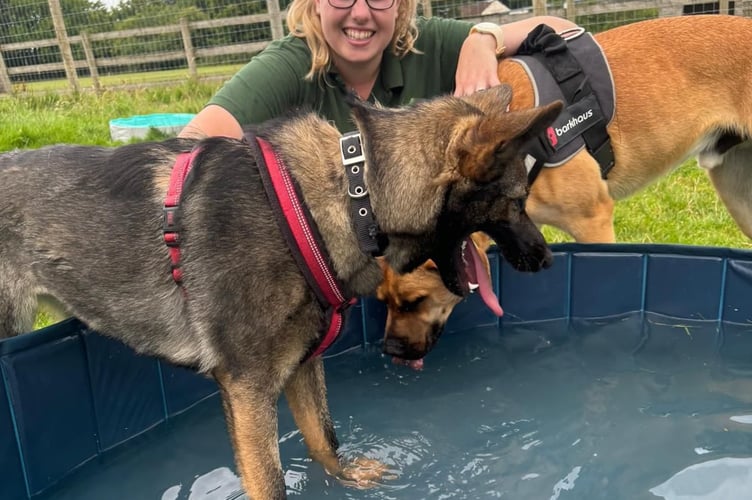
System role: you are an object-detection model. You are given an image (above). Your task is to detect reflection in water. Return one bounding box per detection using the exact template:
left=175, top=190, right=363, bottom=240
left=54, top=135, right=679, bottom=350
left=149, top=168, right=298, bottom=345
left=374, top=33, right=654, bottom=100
left=650, top=457, right=752, bottom=500
left=162, top=467, right=245, bottom=500
left=730, top=415, right=752, bottom=425
left=550, top=466, right=581, bottom=500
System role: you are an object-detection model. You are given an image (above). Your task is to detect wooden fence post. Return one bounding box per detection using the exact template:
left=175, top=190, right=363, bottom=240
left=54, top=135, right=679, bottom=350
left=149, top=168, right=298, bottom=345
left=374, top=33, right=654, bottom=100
left=267, top=0, right=285, bottom=40
left=565, top=0, right=576, bottom=21
left=80, top=32, right=101, bottom=93
left=533, top=0, right=548, bottom=16
left=0, top=48, right=13, bottom=94
left=180, top=18, right=198, bottom=79
left=48, top=0, right=79, bottom=92
left=421, top=0, right=432, bottom=17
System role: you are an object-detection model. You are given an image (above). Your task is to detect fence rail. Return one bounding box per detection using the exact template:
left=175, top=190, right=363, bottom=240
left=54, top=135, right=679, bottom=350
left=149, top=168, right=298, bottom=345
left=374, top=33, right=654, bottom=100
left=0, top=0, right=749, bottom=94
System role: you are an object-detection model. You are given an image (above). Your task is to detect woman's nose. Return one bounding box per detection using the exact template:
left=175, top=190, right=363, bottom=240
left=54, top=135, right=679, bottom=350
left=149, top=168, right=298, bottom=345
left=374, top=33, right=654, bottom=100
left=349, top=0, right=372, bottom=19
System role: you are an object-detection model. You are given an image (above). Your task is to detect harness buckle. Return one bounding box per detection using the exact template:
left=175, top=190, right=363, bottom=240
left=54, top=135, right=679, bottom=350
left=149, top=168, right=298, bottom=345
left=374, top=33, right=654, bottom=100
left=163, top=206, right=181, bottom=247
left=340, top=132, right=366, bottom=166
left=337, top=297, right=358, bottom=313
left=163, top=206, right=180, bottom=232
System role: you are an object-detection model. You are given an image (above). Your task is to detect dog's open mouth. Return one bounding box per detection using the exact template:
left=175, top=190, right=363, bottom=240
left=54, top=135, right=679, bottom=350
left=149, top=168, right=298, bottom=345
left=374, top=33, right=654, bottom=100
left=456, top=237, right=503, bottom=317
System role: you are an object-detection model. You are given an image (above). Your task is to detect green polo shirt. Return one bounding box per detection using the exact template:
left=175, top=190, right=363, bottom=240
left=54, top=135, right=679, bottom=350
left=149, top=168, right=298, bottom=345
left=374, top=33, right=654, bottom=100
left=209, top=16, right=473, bottom=133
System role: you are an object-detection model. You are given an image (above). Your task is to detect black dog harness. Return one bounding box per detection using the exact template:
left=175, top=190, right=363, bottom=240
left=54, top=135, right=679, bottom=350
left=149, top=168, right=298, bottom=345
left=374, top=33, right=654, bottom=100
left=162, top=137, right=363, bottom=360
left=511, top=25, right=616, bottom=184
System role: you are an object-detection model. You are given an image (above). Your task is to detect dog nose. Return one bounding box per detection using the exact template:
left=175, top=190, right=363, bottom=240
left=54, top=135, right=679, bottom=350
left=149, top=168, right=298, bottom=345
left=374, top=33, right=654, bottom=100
left=383, top=337, right=407, bottom=357
left=383, top=337, right=428, bottom=360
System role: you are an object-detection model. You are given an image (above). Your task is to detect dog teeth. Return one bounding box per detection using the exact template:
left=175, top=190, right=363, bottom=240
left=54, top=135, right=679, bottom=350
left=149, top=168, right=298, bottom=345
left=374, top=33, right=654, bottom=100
left=468, top=282, right=479, bottom=293
left=461, top=240, right=469, bottom=266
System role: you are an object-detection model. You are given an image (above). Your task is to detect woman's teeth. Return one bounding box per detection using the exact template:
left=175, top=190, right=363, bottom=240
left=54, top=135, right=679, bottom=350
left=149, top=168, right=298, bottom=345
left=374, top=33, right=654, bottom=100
left=344, top=29, right=374, bottom=40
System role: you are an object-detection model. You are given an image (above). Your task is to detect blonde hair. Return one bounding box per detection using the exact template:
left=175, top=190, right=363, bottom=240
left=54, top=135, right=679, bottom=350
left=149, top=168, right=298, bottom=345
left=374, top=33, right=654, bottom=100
left=286, top=0, right=420, bottom=80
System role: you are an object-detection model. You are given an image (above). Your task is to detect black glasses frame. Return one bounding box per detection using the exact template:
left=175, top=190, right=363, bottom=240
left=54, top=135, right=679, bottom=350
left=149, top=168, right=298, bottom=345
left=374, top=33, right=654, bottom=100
left=327, top=0, right=396, bottom=11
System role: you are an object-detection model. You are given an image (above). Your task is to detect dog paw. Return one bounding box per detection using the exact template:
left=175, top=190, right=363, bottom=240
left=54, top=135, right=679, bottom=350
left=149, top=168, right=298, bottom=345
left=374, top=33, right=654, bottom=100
left=337, top=457, right=398, bottom=489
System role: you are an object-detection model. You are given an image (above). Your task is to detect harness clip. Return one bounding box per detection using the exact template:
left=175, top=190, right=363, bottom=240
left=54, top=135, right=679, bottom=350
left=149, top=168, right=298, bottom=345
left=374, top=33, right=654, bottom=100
left=163, top=206, right=181, bottom=232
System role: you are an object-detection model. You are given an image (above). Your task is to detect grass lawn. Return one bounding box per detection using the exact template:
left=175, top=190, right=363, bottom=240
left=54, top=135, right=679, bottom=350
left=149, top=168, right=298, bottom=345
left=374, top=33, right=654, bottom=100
left=542, top=161, right=752, bottom=250
left=9, top=64, right=243, bottom=94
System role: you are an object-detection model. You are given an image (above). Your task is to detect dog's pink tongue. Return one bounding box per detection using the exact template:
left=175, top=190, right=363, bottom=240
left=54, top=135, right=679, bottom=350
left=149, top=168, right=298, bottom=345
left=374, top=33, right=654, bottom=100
left=392, top=357, right=424, bottom=371
left=465, top=238, right=503, bottom=317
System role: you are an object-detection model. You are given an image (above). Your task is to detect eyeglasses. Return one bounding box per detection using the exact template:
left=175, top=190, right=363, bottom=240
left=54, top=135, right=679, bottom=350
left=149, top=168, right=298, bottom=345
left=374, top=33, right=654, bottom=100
left=327, top=0, right=395, bottom=11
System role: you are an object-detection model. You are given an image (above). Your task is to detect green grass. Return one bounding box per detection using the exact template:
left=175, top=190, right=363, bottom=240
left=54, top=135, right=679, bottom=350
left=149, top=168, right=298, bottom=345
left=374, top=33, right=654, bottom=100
left=542, top=160, right=752, bottom=249
left=10, top=64, right=243, bottom=94
left=0, top=80, right=218, bottom=149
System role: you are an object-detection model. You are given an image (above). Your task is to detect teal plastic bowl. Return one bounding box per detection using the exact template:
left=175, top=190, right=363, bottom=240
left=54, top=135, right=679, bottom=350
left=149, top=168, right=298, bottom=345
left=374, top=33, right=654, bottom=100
left=109, top=113, right=195, bottom=142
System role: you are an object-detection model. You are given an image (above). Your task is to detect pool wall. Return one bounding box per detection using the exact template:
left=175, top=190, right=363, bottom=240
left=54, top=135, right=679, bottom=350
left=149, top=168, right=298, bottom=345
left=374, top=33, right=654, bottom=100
left=2, top=243, right=752, bottom=499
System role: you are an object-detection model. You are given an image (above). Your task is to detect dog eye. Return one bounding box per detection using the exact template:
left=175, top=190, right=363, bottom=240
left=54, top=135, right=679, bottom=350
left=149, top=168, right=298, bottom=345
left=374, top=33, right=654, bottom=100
left=515, top=197, right=526, bottom=213
left=399, top=296, right=426, bottom=313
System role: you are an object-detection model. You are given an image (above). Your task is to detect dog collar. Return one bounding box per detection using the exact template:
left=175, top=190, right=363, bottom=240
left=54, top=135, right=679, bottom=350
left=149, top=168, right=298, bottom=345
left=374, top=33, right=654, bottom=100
left=340, top=131, right=388, bottom=257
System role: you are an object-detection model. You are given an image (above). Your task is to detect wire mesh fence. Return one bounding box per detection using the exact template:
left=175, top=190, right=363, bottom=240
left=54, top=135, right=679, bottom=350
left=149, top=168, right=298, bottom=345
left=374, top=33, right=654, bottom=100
left=0, top=0, right=748, bottom=94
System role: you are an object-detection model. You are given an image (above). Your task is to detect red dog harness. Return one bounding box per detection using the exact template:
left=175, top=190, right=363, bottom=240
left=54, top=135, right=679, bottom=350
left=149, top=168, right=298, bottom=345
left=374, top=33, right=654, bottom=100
left=162, top=140, right=354, bottom=359
left=163, top=148, right=201, bottom=284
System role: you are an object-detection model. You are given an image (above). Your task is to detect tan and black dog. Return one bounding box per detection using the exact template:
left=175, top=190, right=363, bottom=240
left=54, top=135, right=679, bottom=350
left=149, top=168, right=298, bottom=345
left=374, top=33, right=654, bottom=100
left=515, top=14, right=752, bottom=242
left=379, top=15, right=752, bottom=365
left=376, top=232, right=494, bottom=369
left=0, top=87, right=561, bottom=499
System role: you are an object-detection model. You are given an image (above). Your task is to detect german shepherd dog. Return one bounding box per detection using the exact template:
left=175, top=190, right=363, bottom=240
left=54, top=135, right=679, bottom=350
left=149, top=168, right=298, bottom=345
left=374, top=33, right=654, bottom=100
left=0, top=87, right=561, bottom=499
left=379, top=15, right=752, bottom=366
left=376, top=232, right=494, bottom=370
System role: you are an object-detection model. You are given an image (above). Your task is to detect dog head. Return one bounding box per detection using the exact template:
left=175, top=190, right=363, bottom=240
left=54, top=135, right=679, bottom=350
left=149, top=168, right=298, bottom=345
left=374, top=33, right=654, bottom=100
left=376, top=233, right=495, bottom=364
left=350, top=85, right=561, bottom=297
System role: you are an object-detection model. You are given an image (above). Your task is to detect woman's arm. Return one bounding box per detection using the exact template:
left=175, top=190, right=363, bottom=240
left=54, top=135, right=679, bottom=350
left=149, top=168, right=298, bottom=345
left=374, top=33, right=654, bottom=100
left=454, top=16, right=579, bottom=96
left=178, top=37, right=311, bottom=140
left=178, top=104, right=244, bottom=139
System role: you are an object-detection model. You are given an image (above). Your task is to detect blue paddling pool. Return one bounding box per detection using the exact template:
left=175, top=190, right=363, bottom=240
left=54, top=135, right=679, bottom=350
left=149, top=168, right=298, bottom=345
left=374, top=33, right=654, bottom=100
left=2, top=243, right=752, bottom=499
left=109, top=113, right=195, bottom=142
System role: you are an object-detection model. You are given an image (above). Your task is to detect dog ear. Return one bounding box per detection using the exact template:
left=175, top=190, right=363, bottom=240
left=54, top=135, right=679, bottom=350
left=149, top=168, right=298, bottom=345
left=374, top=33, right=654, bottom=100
left=376, top=257, right=399, bottom=301
left=421, top=259, right=438, bottom=272
left=455, top=100, right=563, bottom=183
left=461, top=84, right=514, bottom=113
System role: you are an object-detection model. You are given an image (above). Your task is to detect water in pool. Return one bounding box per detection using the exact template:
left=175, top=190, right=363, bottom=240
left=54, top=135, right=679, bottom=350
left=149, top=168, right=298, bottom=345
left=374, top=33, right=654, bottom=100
left=40, top=316, right=752, bottom=499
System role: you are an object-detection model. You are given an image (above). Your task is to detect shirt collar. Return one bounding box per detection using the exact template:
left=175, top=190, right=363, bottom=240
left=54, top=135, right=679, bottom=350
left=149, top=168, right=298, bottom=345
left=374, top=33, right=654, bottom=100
left=380, top=49, right=404, bottom=92
left=326, top=49, right=405, bottom=96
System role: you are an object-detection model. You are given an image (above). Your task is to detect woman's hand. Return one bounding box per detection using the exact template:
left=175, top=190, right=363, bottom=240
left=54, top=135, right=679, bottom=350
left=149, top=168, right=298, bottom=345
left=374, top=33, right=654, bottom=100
left=454, top=32, right=501, bottom=97
left=453, top=16, right=580, bottom=97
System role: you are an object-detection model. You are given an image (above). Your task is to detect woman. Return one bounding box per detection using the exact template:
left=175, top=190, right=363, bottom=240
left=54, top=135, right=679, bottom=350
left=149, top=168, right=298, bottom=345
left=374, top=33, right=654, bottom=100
left=179, top=0, right=575, bottom=139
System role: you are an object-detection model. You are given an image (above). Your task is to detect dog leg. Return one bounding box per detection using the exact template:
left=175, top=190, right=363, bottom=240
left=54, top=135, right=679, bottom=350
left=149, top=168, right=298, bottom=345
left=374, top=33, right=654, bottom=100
left=706, top=142, right=752, bottom=239
left=529, top=155, right=617, bottom=243
left=213, top=367, right=287, bottom=500
left=284, top=358, right=391, bottom=488
left=0, top=263, right=36, bottom=338
left=284, top=358, right=339, bottom=473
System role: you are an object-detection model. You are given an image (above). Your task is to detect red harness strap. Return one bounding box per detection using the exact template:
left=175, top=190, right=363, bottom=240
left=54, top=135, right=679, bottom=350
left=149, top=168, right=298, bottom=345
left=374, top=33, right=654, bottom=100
left=163, top=149, right=201, bottom=284
left=256, top=137, right=355, bottom=358
left=162, top=141, right=353, bottom=359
